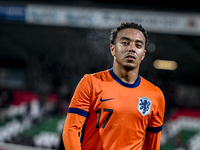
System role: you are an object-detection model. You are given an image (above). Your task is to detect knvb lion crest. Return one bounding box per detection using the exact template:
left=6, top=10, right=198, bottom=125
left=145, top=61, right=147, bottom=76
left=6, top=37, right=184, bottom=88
left=138, top=97, right=152, bottom=116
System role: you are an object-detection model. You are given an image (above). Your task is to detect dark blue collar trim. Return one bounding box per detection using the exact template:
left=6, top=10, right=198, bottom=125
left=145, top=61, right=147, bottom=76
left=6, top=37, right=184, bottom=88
left=109, top=68, right=141, bottom=88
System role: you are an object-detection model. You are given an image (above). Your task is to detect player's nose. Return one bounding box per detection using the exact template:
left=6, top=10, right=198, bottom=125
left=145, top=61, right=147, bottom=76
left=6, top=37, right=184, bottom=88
left=128, top=43, right=136, bottom=53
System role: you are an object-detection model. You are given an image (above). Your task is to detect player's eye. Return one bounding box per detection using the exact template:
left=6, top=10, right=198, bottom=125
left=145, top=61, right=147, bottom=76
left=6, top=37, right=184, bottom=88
left=136, top=44, right=142, bottom=48
left=121, top=41, right=129, bottom=46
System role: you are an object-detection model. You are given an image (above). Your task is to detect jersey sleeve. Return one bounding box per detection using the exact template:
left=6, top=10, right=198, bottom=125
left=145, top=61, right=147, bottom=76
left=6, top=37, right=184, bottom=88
left=62, top=113, right=86, bottom=150
left=68, top=74, right=92, bottom=117
left=147, top=87, right=165, bottom=133
left=142, top=131, right=162, bottom=150
left=62, top=75, right=92, bottom=150
left=142, top=88, right=165, bottom=150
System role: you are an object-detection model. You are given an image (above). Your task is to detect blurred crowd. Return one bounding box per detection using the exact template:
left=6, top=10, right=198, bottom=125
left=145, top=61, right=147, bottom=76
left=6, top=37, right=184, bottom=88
left=0, top=88, right=71, bottom=123
left=0, top=85, right=74, bottom=149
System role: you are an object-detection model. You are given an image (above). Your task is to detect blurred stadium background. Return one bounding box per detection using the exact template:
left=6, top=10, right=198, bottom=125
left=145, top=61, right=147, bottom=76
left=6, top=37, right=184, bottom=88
left=0, top=0, right=200, bottom=150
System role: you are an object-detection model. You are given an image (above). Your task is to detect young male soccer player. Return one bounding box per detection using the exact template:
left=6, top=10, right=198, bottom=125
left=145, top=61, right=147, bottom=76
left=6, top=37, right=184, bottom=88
left=62, top=22, right=165, bottom=150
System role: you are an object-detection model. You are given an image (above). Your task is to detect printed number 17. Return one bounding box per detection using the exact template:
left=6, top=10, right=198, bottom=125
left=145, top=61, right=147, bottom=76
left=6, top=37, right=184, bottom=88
left=95, top=108, right=113, bottom=129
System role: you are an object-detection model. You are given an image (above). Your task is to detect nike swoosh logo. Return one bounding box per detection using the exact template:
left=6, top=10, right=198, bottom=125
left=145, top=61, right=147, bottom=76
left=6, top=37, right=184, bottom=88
left=100, top=97, right=114, bottom=102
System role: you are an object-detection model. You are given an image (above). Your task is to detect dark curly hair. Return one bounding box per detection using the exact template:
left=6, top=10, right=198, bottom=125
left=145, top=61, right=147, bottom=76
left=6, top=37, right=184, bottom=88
left=110, top=22, right=149, bottom=45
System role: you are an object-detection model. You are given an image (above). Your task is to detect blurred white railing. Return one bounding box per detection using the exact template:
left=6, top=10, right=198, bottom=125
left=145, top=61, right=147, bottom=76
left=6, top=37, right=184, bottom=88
left=1, top=3, right=200, bottom=36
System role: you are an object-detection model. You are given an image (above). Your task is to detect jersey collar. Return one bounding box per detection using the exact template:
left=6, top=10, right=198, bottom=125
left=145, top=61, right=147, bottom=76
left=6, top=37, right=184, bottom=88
left=109, top=68, right=141, bottom=88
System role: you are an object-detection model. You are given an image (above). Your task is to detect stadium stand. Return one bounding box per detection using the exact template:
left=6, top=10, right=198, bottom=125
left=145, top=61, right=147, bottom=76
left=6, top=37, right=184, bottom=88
left=0, top=90, right=68, bottom=149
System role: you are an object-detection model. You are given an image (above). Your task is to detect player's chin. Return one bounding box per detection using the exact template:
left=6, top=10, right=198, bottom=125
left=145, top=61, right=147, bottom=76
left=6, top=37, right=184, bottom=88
left=123, top=63, right=137, bottom=70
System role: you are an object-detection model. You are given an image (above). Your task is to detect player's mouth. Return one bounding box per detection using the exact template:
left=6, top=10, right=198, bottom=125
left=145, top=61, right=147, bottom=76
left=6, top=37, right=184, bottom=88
left=125, top=54, right=136, bottom=61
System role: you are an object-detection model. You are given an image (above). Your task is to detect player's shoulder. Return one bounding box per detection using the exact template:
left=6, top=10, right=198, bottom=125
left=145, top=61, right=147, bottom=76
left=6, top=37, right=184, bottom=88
left=140, top=76, right=165, bottom=106
left=140, top=76, right=163, bottom=95
left=83, top=69, right=110, bottom=82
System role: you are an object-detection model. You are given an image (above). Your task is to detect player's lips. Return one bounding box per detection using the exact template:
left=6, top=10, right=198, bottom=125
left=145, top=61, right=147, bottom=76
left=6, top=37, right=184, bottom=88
left=125, top=54, right=136, bottom=61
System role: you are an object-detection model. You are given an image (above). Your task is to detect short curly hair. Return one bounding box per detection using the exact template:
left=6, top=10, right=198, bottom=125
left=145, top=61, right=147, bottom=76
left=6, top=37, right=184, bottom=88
left=110, top=22, right=149, bottom=45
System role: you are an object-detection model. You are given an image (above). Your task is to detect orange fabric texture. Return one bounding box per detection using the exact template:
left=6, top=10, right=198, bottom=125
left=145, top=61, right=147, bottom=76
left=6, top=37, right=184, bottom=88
left=142, top=131, right=162, bottom=150
left=63, top=69, right=165, bottom=150
left=62, top=113, right=86, bottom=150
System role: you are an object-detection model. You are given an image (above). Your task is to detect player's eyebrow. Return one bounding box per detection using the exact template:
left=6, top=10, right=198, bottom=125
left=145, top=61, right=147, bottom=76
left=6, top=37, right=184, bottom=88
left=120, top=37, right=144, bottom=45
left=120, top=37, right=131, bottom=41
left=136, top=40, right=144, bottom=45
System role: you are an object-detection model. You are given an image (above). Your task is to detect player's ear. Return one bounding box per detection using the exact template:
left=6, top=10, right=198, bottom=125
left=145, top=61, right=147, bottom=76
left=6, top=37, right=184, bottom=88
left=110, top=44, right=115, bottom=56
left=141, top=50, right=147, bottom=61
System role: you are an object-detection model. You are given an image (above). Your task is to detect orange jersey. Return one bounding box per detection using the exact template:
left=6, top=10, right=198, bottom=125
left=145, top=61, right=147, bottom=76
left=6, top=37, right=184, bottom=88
left=65, top=68, right=165, bottom=150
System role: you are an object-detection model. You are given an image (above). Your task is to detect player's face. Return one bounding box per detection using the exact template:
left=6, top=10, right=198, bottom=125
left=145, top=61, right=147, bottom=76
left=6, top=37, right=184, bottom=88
left=110, top=28, right=146, bottom=70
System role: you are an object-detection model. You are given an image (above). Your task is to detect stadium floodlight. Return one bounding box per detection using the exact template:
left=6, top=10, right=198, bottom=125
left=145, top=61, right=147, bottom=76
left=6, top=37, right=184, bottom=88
left=153, top=59, right=178, bottom=70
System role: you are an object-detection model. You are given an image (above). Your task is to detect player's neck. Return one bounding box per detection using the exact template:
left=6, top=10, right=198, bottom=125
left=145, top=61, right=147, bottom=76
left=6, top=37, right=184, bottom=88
left=112, top=63, right=139, bottom=84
